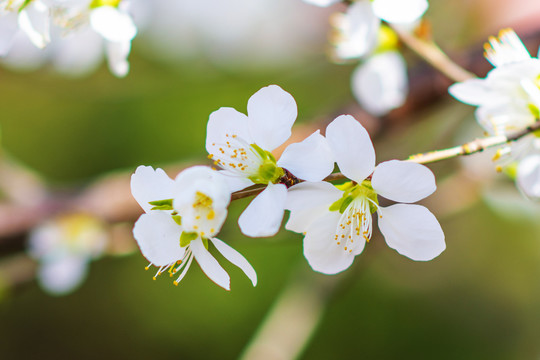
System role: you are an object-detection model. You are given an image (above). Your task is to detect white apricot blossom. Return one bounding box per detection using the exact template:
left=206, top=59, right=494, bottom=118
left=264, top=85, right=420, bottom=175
left=131, top=165, right=257, bottom=290
left=0, top=0, right=50, bottom=55
left=206, top=85, right=334, bottom=237
left=331, top=0, right=428, bottom=60
left=47, top=0, right=137, bottom=77
left=28, top=213, right=108, bottom=295
left=351, top=50, right=408, bottom=116
left=286, top=115, right=445, bottom=274
left=449, top=29, right=540, bottom=199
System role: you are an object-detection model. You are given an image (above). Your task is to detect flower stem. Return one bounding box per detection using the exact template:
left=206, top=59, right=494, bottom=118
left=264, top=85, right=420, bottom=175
left=390, top=24, right=476, bottom=83
left=407, top=121, right=540, bottom=164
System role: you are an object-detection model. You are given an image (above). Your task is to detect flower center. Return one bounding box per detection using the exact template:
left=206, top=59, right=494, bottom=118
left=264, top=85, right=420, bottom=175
left=329, top=181, right=379, bottom=253
left=208, top=133, right=284, bottom=184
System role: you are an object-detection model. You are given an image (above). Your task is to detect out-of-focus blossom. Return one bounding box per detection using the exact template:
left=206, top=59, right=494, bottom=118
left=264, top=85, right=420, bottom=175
left=206, top=85, right=334, bottom=237
left=140, top=0, right=327, bottom=69
left=331, top=0, right=428, bottom=60
left=286, top=115, right=445, bottom=274
left=1, top=0, right=137, bottom=76
left=351, top=49, right=408, bottom=116
left=28, top=214, right=108, bottom=295
left=449, top=29, right=540, bottom=199
left=0, top=0, right=50, bottom=54
left=131, top=166, right=257, bottom=290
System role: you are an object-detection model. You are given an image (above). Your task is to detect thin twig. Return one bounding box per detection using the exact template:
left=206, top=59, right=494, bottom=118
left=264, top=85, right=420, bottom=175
left=391, top=24, right=476, bottom=83
left=407, top=121, right=540, bottom=164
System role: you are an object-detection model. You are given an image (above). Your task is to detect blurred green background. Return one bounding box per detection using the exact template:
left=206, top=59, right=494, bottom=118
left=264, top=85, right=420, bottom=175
left=2, top=1, right=540, bottom=359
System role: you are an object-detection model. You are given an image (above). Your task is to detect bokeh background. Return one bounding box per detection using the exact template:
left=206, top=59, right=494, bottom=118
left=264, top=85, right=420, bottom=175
left=2, top=0, right=540, bottom=359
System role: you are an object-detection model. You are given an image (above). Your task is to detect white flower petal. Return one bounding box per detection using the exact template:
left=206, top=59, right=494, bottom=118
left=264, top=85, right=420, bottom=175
left=277, top=130, right=334, bottom=181
left=106, top=40, right=131, bottom=77
left=448, top=79, right=498, bottom=106
left=377, top=204, right=445, bottom=261
left=130, top=165, right=175, bottom=213
left=303, top=211, right=357, bottom=274
left=238, top=183, right=287, bottom=237
left=372, top=0, right=428, bottom=24
left=206, top=107, right=253, bottom=158
left=52, top=29, right=104, bottom=77
left=0, top=13, right=19, bottom=55
left=219, top=170, right=254, bottom=192
left=334, top=1, right=380, bottom=59
left=37, top=256, right=88, bottom=295
left=90, top=6, right=137, bottom=42
left=133, top=212, right=185, bottom=267
left=247, top=85, right=297, bottom=151
left=517, top=154, right=540, bottom=200
left=18, top=1, right=50, bottom=49
left=302, top=0, right=341, bottom=7
left=173, top=166, right=230, bottom=237
left=191, top=238, right=230, bottom=290
left=285, top=181, right=342, bottom=233
left=211, top=237, right=257, bottom=286
left=325, top=115, right=375, bottom=183
left=351, top=51, right=408, bottom=116
left=371, top=160, right=436, bottom=203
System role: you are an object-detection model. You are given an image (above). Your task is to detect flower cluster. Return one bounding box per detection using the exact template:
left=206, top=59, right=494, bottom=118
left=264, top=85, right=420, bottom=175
left=302, top=0, right=430, bottom=116
left=131, top=85, right=445, bottom=289
left=0, top=0, right=137, bottom=77
left=450, top=29, right=540, bottom=199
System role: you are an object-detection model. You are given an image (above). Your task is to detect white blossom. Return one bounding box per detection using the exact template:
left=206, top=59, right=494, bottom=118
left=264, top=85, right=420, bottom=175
left=131, top=165, right=257, bottom=290
left=331, top=0, right=428, bottom=60
left=28, top=213, right=107, bottom=295
left=206, top=85, right=334, bottom=237
left=449, top=29, right=540, bottom=199
left=351, top=50, right=408, bottom=116
left=286, top=115, right=445, bottom=274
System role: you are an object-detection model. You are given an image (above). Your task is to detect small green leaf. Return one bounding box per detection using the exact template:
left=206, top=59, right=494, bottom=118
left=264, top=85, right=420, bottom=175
left=172, top=215, right=182, bottom=226
left=180, top=231, right=198, bottom=247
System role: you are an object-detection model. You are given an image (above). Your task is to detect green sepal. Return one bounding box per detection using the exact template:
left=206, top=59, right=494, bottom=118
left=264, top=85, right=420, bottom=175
left=149, top=199, right=173, bottom=211
left=202, top=237, right=209, bottom=250
left=90, top=0, right=121, bottom=9
left=180, top=231, right=198, bottom=247
left=18, top=0, right=33, bottom=12
left=251, top=143, right=269, bottom=160
left=329, top=180, right=379, bottom=214
left=172, top=215, right=182, bottom=226
left=528, top=104, right=540, bottom=120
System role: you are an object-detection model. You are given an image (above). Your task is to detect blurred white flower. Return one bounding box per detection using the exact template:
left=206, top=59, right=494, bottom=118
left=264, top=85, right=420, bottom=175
left=302, top=0, right=340, bottom=7
left=131, top=165, right=257, bottom=290
left=286, top=115, right=445, bottom=274
left=351, top=50, right=408, bottom=116
left=449, top=29, right=540, bottom=199
left=28, top=213, right=108, bottom=295
left=206, top=85, right=334, bottom=237
left=0, top=0, right=50, bottom=54
left=331, top=0, right=428, bottom=60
